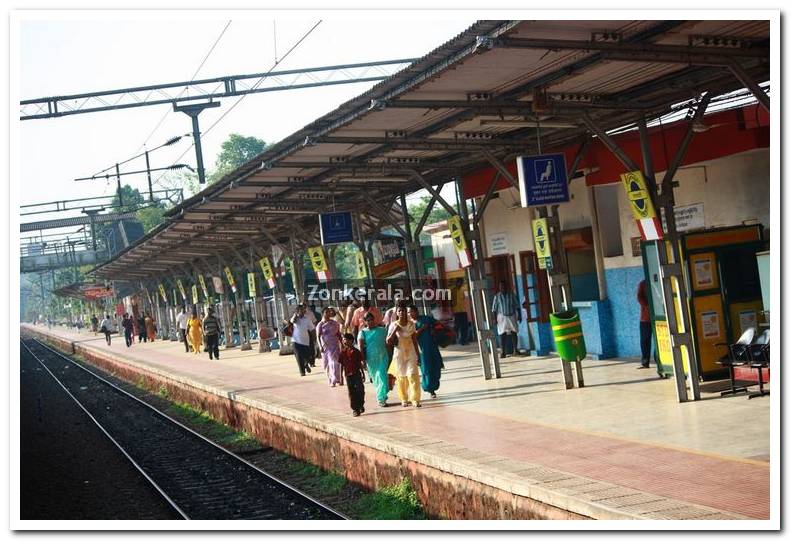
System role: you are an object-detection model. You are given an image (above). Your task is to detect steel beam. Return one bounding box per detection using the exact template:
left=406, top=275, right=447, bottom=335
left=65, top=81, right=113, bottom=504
left=495, top=36, right=768, bottom=60
left=727, top=59, right=769, bottom=112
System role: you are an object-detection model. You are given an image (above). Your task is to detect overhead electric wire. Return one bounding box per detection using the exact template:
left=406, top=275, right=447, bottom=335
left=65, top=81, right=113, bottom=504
left=134, top=20, right=233, bottom=156
left=152, top=19, right=323, bottom=190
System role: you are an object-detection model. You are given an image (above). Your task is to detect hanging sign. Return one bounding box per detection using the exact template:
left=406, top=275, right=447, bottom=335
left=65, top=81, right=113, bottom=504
left=356, top=251, right=367, bottom=279
left=198, top=274, right=209, bottom=300
left=319, top=211, right=355, bottom=245
left=308, top=246, right=330, bottom=281
left=620, top=170, right=663, bottom=241
left=247, top=272, right=257, bottom=298
left=176, top=279, right=187, bottom=301
left=447, top=215, right=472, bottom=268
left=488, top=232, right=510, bottom=256
left=192, top=284, right=199, bottom=304
left=157, top=283, right=167, bottom=302
left=286, top=258, right=298, bottom=287
left=259, top=257, right=277, bottom=289
left=224, top=266, right=237, bottom=293
left=517, top=153, right=570, bottom=207
left=212, top=275, right=224, bottom=295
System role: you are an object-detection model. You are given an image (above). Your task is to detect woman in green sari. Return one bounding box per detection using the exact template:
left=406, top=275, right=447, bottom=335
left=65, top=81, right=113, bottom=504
left=409, top=305, right=443, bottom=398
left=358, top=312, right=390, bottom=407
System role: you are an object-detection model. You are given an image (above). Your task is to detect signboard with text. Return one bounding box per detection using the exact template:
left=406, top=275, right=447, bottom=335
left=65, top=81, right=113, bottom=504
left=517, top=153, right=570, bottom=207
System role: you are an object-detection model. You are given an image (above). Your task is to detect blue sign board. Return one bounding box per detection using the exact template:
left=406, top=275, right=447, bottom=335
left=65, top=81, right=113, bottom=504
left=319, top=211, right=355, bottom=245
left=516, top=153, right=570, bottom=207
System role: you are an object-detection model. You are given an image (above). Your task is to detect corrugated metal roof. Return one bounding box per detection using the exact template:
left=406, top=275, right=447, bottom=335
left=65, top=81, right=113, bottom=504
left=91, top=18, right=770, bottom=281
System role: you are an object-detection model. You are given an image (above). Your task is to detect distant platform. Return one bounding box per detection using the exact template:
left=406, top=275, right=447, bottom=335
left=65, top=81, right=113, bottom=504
left=21, top=324, right=770, bottom=521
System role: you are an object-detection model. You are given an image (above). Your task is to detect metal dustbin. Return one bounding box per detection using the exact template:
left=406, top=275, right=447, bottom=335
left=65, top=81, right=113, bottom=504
left=550, top=309, right=586, bottom=361
left=550, top=309, right=586, bottom=388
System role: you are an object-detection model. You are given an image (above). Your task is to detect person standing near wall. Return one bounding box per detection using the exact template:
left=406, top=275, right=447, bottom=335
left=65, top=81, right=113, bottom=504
left=176, top=307, right=189, bottom=353
left=137, top=314, right=147, bottom=343
left=452, top=278, right=470, bottom=346
left=492, top=281, right=521, bottom=358
left=637, top=280, right=652, bottom=369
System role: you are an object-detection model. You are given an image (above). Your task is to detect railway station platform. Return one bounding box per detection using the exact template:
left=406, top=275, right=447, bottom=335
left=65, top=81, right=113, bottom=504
left=21, top=324, right=770, bottom=522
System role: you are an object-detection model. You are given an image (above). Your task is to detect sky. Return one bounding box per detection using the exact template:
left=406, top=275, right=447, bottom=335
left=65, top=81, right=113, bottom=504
left=17, top=14, right=474, bottom=220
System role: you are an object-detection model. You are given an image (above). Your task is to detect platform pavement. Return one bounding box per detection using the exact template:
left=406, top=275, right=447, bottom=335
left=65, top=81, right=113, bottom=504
left=22, top=324, right=770, bottom=521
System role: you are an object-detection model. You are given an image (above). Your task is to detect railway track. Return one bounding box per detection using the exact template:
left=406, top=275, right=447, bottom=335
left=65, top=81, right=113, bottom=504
left=21, top=338, right=348, bottom=521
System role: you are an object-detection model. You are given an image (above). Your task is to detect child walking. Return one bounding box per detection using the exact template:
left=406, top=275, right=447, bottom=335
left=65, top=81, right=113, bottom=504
left=339, top=333, right=366, bottom=416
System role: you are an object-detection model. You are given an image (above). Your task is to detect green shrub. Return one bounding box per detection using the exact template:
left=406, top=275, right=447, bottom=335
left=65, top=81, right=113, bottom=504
left=351, top=478, right=426, bottom=520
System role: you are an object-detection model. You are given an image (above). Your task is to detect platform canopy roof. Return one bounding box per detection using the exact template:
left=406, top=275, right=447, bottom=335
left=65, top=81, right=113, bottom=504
left=90, top=18, right=769, bottom=281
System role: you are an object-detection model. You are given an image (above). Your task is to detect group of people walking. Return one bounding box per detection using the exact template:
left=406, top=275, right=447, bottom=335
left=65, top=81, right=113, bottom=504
left=92, top=312, right=156, bottom=346
left=289, top=298, right=445, bottom=417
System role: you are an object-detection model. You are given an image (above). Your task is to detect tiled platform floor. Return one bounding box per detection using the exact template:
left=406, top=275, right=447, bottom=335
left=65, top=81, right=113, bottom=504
left=21, top=324, right=770, bottom=520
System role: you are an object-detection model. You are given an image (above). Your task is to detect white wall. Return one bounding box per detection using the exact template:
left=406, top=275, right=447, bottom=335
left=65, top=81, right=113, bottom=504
left=472, top=148, right=769, bottom=274
left=477, top=178, right=592, bottom=275
left=602, top=148, right=770, bottom=270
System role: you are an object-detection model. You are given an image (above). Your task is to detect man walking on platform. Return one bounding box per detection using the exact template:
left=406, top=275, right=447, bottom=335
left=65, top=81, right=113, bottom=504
left=176, top=307, right=189, bottom=352
left=637, top=279, right=653, bottom=369
left=203, top=307, right=222, bottom=360
left=492, top=280, right=521, bottom=358
left=99, top=314, right=114, bottom=346
left=290, top=304, right=315, bottom=376
left=122, top=313, right=134, bottom=347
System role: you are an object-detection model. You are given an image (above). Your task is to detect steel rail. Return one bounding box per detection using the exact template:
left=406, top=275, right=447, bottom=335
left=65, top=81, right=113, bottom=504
left=23, top=337, right=349, bottom=520
left=20, top=339, right=189, bottom=520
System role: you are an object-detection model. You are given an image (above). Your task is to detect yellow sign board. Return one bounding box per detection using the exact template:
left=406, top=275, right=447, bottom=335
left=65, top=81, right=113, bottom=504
left=620, top=170, right=657, bottom=220
left=224, top=266, right=236, bottom=291
left=356, top=251, right=367, bottom=279
left=308, top=246, right=328, bottom=273
left=259, top=257, right=275, bottom=282
left=198, top=274, right=209, bottom=300
left=447, top=215, right=467, bottom=252
left=191, top=284, right=198, bottom=304
left=532, top=218, right=551, bottom=259
left=176, top=279, right=187, bottom=300
left=157, top=283, right=167, bottom=302
left=247, top=273, right=256, bottom=298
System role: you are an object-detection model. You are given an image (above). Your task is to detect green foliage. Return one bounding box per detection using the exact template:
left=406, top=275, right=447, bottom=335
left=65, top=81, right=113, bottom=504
left=333, top=244, right=361, bottom=281
left=351, top=477, right=426, bottom=520
left=207, top=133, right=267, bottom=185
left=136, top=205, right=167, bottom=233
left=409, top=195, right=453, bottom=232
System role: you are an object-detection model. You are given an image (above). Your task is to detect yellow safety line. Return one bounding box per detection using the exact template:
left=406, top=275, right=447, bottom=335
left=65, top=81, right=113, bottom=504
left=553, top=332, right=583, bottom=342
left=551, top=321, right=581, bottom=331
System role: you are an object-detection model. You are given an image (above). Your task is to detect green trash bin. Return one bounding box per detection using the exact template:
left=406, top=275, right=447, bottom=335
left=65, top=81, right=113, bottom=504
left=550, top=309, right=586, bottom=362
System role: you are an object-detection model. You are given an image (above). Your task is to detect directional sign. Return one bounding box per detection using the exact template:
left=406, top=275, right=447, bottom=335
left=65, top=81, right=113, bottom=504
left=620, top=170, right=663, bottom=241
left=308, top=246, right=330, bottom=281
left=247, top=272, right=257, bottom=298
left=447, top=215, right=471, bottom=268
left=158, top=283, right=167, bottom=302
left=192, top=284, right=199, bottom=304
left=319, top=211, right=354, bottom=245
left=517, top=153, right=570, bottom=207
